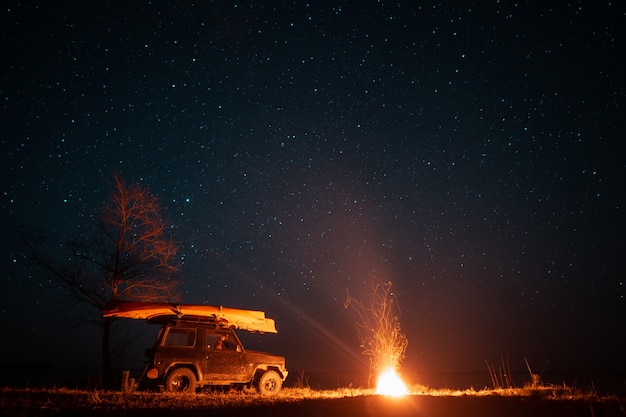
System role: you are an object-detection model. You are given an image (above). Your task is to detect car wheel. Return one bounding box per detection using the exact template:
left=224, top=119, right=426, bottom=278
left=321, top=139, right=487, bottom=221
left=165, top=368, right=197, bottom=393
left=257, top=370, right=282, bottom=396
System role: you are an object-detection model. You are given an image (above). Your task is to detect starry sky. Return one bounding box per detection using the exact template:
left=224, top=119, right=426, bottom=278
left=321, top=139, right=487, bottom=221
left=2, top=1, right=625, bottom=390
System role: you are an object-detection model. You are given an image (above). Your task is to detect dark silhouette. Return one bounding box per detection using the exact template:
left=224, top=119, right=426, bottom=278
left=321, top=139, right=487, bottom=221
left=27, top=173, right=181, bottom=388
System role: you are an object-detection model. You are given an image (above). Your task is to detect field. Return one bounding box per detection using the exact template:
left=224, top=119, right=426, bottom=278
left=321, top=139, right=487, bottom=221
left=2, top=385, right=625, bottom=417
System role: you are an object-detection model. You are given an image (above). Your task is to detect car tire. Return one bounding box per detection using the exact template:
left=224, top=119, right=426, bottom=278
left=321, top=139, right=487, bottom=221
left=257, top=370, right=282, bottom=396
left=165, top=368, right=197, bottom=393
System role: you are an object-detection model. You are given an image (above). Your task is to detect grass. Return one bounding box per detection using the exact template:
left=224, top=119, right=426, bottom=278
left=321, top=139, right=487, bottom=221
left=0, top=381, right=619, bottom=414
left=0, top=386, right=373, bottom=412
left=408, top=383, right=611, bottom=400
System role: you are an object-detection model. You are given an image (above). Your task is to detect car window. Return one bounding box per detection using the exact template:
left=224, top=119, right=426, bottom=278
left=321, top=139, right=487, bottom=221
left=206, top=331, right=238, bottom=350
left=163, top=328, right=197, bottom=347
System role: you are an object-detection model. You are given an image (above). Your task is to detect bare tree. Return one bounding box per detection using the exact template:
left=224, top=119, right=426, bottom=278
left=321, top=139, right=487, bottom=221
left=28, top=173, right=181, bottom=388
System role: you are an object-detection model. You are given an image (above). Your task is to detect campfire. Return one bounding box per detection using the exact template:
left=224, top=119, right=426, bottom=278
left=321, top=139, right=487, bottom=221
left=376, top=367, right=409, bottom=397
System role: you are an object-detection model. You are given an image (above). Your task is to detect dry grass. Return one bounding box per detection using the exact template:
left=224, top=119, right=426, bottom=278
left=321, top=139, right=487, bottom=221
left=0, top=382, right=618, bottom=414
left=408, top=382, right=626, bottom=402
left=0, top=386, right=374, bottom=413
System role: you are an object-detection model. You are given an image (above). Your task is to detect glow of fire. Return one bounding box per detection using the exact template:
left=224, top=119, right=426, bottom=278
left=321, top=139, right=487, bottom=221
left=375, top=368, right=409, bottom=397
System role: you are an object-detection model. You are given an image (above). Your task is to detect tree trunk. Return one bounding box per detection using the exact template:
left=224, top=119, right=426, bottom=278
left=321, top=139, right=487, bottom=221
left=102, top=317, right=113, bottom=389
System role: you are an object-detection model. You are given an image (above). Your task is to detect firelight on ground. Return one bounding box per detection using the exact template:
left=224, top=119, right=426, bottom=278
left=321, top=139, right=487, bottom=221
left=375, top=368, right=409, bottom=397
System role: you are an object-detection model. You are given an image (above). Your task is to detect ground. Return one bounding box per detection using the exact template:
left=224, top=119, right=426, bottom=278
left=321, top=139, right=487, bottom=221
left=1, top=387, right=625, bottom=417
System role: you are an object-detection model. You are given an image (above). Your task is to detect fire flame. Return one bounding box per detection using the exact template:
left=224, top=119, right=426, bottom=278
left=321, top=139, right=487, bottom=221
left=375, top=367, right=409, bottom=397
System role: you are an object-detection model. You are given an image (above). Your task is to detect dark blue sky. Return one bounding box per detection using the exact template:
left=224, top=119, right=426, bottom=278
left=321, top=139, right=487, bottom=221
left=2, top=2, right=625, bottom=389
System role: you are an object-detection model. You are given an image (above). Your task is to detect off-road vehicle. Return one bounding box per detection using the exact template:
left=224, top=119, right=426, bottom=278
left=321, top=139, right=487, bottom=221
left=142, top=319, right=287, bottom=394
left=103, top=300, right=288, bottom=395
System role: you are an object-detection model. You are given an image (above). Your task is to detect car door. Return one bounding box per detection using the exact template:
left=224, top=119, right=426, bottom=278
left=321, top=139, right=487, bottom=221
left=202, top=329, right=250, bottom=383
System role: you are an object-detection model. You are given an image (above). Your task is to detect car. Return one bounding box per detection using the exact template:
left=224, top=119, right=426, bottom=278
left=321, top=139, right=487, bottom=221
left=102, top=301, right=288, bottom=396
left=141, top=319, right=288, bottom=395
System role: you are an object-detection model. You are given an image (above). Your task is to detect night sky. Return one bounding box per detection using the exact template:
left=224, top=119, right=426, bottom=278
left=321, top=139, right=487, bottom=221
left=2, top=2, right=625, bottom=390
